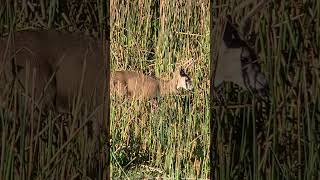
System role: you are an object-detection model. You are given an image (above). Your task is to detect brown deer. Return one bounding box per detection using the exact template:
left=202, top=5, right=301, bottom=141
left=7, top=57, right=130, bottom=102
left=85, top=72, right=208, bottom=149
left=110, top=68, right=193, bottom=99
left=0, top=30, right=109, bottom=179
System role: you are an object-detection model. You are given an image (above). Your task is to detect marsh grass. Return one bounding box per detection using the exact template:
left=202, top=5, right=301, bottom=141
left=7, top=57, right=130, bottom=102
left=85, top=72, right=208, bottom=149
left=212, top=0, right=320, bottom=179
left=110, top=0, right=210, bottom=178
left=1, top=0, right=319, bottom=179
left=0, top=0, right=108, bottom=179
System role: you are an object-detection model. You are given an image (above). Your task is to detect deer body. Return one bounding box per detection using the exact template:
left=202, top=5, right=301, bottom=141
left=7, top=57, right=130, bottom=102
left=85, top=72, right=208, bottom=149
left=0, top=30, right=108, bottom=138
left=111, top=70, right=193, bottom=99
left=0, top=30, right=108, bottom=178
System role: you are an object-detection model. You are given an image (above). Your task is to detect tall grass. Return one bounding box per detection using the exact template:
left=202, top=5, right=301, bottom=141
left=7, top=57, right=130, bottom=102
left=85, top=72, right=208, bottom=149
left=212, top=0, right=320, bottom=179
left=0, top=0, right=108, bottom=179
left=110, top=0, right=210, bottom=178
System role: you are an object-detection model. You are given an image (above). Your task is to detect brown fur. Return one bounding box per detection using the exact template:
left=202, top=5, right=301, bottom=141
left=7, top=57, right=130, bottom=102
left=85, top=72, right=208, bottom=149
left=110, top=70, right=192, bottom=99
left=0, top=30, right=108, bottom=178
left=0, top=30, right=107, bottom=124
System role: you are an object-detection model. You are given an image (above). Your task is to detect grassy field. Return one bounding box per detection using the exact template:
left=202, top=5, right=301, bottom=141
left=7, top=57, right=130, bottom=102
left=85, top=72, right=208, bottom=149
left=110, top=0, right=210, bottom=178
left=110, top=0, right=320, bottom=179
left=1, top=0, right=319, bottom=179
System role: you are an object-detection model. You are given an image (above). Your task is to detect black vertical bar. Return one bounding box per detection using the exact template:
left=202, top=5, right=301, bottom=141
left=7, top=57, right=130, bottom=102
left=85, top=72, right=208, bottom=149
left=103, top=0, right=110, bottom=179
left=209, top=0, right=217, bottom=179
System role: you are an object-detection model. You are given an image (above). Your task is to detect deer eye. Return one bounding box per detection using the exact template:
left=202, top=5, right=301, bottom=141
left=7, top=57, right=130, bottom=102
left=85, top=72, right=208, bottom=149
left=241, top=57, right=250, bottom=64
left=180, top=69, right=187, bottom=76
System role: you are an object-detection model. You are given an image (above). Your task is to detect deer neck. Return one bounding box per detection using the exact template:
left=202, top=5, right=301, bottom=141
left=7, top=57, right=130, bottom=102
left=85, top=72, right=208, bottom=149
left=159, top=78, right=177, bottom=96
